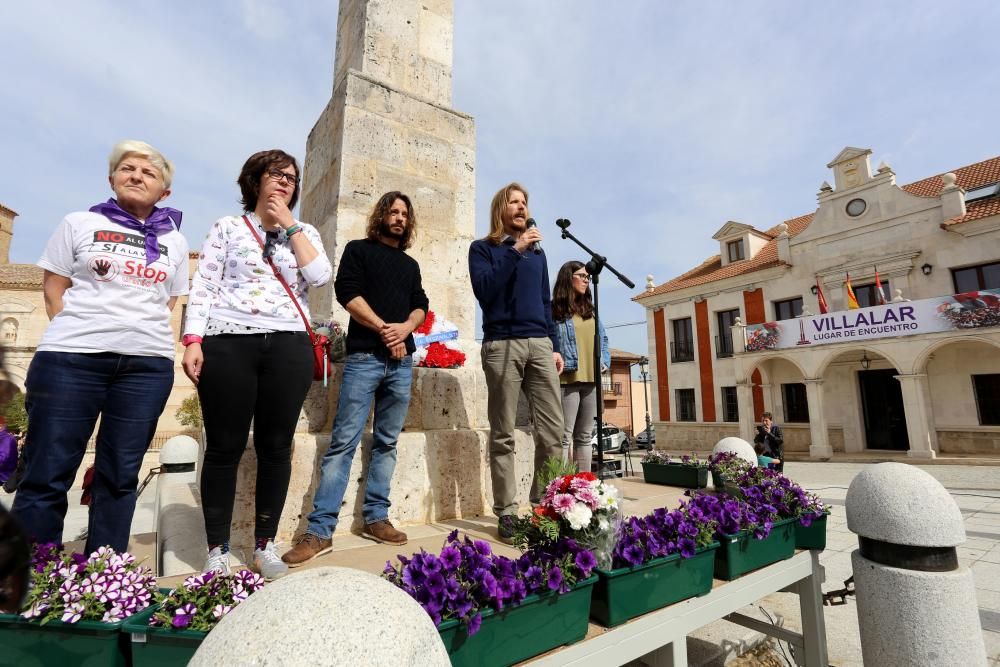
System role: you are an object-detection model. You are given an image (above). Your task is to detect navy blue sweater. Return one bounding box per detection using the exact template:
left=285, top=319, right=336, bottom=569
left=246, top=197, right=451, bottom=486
left=468, top=238, right=560, bottom=353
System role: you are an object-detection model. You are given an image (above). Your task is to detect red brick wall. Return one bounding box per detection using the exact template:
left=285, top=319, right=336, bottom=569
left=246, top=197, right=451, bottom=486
left=603, top=359, right=636, bottom=434
left=743, top=289, right=766, bottom=420
left=694, top=300, right=716, bottom=422
left=653, top=309, right=670, bottom=421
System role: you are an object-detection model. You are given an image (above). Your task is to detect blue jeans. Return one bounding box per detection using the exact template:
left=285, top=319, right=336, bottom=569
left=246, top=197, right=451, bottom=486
left=306, top=352, right=413, bottom=539
left=12, top=351, right=173, bottom=553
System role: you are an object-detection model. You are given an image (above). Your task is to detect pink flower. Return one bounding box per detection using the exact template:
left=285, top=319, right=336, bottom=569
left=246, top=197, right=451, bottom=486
left=551, top=493, right=577, bottom=514
left=575, top=487, right=600, bottom=509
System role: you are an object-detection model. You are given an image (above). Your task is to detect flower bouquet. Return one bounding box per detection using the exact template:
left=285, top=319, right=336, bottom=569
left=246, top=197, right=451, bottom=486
left=383, top=530, right=597, bottom=666
left=591, top=494, right=721, bottom=626
left=1, top=544, right=158, bottom=667
left=640, top=451, right=709, bottom=488
left=413, top=310, right=466, bottom=368
left=513, top=467, right=622, bottom=570
left=123, top=568, right=266, bottom=665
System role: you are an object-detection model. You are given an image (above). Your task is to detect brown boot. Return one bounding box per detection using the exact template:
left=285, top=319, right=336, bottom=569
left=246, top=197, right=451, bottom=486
left=281, top=533, right=333, bottom=567
left=362, top=520, right=408, bottom=546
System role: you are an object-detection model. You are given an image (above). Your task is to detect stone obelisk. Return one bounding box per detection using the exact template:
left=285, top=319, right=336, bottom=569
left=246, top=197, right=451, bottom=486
left=300, top=0, right=476, bottom=349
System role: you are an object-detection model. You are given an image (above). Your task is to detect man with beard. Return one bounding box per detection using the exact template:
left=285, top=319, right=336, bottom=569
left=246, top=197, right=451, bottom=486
left=469, top=182, right=564, bottom=543
left=283, top=192, right=428, bottom=565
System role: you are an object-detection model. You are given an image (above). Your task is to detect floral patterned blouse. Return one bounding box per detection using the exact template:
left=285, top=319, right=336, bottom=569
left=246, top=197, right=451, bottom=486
left=183, top=213, right=332, bottom=337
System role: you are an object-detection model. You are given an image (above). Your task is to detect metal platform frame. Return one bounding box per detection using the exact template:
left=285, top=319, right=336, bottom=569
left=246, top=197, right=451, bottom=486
left=530, top=550, right=829, bottom=667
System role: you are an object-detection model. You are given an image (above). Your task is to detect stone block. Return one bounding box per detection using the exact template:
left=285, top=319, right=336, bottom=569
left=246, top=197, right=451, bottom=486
left=157, top=482, right=208, bottom=577
left=846, top=462, right=965, bottom=546
left=191, top=567, right=449, bottom=666
left=419, top=4, right=453, bottom=66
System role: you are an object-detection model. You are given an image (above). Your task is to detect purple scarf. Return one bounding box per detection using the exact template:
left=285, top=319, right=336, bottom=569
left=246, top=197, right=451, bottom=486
left=89, top=199, right=182, bottom=264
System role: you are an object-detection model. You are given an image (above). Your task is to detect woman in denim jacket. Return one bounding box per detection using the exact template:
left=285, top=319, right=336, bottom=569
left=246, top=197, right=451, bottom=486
left=552, top=261, right=610, bottom=473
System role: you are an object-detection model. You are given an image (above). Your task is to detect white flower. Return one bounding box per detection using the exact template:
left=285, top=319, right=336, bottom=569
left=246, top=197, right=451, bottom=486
left=564, top=504, right=593, bottom=530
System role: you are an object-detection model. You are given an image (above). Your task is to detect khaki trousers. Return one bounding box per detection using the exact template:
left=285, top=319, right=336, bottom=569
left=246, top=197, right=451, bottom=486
left=481, top=337, right=565, bottom=516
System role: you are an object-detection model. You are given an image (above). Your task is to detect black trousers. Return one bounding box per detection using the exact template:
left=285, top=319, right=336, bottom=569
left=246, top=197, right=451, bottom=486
left=198, top=332, right=313, bottom=544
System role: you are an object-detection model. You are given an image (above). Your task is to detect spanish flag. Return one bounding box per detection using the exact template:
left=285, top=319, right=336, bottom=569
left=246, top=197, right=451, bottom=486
left=815, top=277, right=829, bottom=314
left=845, top=272, right=860, bottom=309
left=873, top=266, right=888, bottom=305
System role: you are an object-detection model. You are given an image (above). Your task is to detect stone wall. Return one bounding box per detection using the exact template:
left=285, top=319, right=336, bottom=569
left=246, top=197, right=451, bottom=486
left=937, top=429, right=1000, bottom=455
left=652, top=421, right=846, bottom=454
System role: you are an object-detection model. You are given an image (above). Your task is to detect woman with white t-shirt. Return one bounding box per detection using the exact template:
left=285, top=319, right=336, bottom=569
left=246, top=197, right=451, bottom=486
left=181, top=149, right=332, bottom=580
left=12, top=140, right=188, bottom=554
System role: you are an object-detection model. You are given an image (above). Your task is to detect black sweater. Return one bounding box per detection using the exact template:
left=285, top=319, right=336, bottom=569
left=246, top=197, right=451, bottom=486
left=334, top=239, right=429, bottom=355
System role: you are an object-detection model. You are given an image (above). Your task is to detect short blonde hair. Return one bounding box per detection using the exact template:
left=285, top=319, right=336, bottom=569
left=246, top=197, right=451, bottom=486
left=107, top=140, right=175, bottom=188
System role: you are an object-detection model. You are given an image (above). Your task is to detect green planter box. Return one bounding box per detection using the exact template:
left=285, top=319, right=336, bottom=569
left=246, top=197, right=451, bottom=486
left=591, top=544, right=718, bottom=627
left=641, top=462, right=709, bottom=488
left=795, top=513, right=829, bottom=551
left=123, top=603, right=207, bottom=666
left=438, top=576, right=596, bottom=667
left=711, top=469, right=728, bottom=490
left=714, top=517, right=796, bottom=580
left=0, top=606, right=152, bottom=667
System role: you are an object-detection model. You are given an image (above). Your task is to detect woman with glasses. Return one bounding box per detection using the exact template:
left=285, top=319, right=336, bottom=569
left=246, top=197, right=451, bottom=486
left=182, top=149, right=332, bottom=579
left=12, top=140, right=187, bottom=555
left=552, top=261, right=610, bottom=473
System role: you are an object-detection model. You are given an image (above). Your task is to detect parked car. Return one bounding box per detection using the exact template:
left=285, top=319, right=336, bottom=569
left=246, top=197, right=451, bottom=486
left=634, top=425, right=656, bottom=448
left=591, top=424, right=629, bottom=454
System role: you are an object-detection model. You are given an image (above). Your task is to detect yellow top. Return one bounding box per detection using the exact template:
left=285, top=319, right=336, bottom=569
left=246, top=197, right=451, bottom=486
left=561, top=314, right=596, bottom=384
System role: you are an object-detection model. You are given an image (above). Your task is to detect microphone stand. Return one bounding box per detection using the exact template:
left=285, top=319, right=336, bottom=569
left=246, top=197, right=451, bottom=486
left=556, top=218, right=636, bottom=480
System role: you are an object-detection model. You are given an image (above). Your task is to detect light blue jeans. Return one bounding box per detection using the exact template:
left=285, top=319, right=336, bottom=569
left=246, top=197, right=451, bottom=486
left=305, top=352, right=413, bottom=539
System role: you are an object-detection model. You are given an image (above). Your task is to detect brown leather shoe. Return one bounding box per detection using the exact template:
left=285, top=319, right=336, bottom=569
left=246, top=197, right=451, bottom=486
left=362, top=520, right=408, bottom=545
left=281, top=533, right=333, bottom=567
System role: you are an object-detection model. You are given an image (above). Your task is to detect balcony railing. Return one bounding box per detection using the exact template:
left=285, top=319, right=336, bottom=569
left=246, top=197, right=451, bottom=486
left=670, top=341, right=695, bottom=363
left=715, top=334, right=734, bottom=358
left=602, top=381, right=622, bottom=395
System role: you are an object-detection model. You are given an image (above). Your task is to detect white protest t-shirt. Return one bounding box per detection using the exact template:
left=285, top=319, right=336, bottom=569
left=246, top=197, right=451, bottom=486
left=37, top=211, right=189, bottom=359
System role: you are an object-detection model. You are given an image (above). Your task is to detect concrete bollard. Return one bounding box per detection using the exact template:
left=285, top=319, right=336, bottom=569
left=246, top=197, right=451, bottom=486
left=712, top=436, right=757, bottom=466
left=846, top=462, right=987, bottom=665
left=154, top=435, right=203, bottom=576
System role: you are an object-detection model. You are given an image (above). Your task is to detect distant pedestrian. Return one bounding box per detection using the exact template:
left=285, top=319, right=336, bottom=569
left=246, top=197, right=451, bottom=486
left=754, top=412, right=784, bottom=472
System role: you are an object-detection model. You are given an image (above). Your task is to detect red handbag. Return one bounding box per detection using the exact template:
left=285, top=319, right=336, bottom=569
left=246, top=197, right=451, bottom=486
left=242, top=216, right=331, bottom=385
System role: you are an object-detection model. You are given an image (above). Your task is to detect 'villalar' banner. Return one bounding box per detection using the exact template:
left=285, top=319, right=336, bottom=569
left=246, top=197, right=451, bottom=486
left=744, top=289, right=1000, bottom=352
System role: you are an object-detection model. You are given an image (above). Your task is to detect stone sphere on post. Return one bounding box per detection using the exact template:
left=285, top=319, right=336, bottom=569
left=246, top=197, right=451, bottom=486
left=846, top=463, right=987, bottom=665
left=712, top=437, right=757, bottom=466
left=159, top=435, right=199, bottom=484
left=190, top=567, right=451, bottom=666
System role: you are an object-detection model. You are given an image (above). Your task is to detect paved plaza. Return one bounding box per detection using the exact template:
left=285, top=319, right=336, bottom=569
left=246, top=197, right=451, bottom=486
left=3, top=460, right=999, bottom=665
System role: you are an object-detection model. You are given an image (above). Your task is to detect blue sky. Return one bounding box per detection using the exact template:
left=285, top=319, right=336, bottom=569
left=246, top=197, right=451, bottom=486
left=3, top=1, right=998, bottom=357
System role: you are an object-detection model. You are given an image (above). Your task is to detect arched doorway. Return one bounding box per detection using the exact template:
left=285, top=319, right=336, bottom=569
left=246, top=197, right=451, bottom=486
left=819, top=348, right=908, bottom=451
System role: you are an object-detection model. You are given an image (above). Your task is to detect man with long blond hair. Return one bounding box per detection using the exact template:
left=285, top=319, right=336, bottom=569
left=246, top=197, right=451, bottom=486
left=469, top=182, right=564, bottom=543
left=283, top=191, right=428, bottom=565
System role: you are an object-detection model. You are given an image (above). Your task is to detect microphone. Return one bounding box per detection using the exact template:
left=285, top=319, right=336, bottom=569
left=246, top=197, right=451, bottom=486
left=525, top=218, right=542, bottom=254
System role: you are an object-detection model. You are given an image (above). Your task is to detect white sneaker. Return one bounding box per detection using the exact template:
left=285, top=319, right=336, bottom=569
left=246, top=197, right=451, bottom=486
left=254, top=541, right=288, bottom=580
left=205, top=546, right=231, bottom=575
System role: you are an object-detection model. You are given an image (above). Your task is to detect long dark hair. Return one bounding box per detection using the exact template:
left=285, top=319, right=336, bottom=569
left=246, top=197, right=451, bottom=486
left=552, top=261, right=594, bottom=321
left=366, top=191, right=417, bottom=250
left=0, top=505, right=29, bottom=614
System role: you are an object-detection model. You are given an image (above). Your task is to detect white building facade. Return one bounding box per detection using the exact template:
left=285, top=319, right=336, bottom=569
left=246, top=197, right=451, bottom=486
left=635, top=148, right=1000, bottom=459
